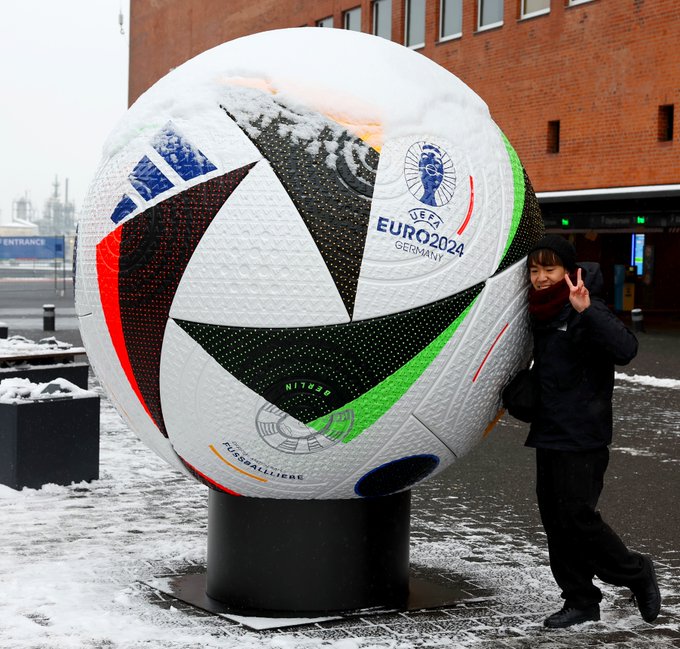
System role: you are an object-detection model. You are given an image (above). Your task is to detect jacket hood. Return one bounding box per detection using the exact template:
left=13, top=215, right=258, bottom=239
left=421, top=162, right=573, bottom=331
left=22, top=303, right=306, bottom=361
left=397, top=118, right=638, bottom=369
left=578, top=261, right=604, bottom=297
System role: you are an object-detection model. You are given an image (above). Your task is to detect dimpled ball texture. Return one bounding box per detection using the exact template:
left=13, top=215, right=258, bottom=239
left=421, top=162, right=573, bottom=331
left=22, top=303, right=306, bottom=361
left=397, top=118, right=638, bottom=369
left=75, top=28, right=543, bottom=499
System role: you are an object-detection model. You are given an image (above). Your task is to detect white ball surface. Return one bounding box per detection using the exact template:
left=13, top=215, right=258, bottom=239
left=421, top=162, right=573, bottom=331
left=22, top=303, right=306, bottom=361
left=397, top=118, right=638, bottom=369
left=75, top=28, right=543, bottom=499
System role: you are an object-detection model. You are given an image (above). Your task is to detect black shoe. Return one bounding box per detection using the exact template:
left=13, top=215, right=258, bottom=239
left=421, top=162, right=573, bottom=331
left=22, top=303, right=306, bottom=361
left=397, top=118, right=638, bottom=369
left=631, top=555, right=661, bottom=623
left=544, top=604, right=600, bottom=628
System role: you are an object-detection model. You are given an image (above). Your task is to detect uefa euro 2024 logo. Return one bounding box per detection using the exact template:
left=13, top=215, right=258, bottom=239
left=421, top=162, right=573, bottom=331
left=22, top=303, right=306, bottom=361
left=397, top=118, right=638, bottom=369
left=404, top=142, right=456, bottom=207
left=374, top=141, right=464, bottom=262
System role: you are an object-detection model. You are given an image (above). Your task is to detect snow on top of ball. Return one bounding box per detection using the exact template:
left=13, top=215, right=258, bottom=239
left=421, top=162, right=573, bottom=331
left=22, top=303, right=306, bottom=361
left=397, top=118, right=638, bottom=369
left=103, top=28, right=489, bottom=164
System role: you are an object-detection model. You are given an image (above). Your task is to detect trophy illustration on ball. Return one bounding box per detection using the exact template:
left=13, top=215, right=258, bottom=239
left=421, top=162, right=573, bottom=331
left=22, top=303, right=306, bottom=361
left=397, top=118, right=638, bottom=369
left=419, top=144, right=445, bottom=207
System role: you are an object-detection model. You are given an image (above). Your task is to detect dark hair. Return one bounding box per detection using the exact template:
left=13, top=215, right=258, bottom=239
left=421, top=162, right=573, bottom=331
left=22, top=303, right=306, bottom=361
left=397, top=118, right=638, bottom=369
left=526, top=248, right=565, bottom=269
left=526, top=235, right=577, bottom=271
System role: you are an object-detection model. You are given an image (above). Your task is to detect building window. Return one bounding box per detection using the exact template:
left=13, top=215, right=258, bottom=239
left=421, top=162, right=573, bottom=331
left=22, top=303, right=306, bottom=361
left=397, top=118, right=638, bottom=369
left=440, top=0, right=462, bottom=40
left=659, top=105, right=674, bottom=142
left=405, top=0, right=426, bottom=48
left=521, top=0, right=550, bottom=19
left=372, top=0, right=392, bottom=39
left=478, top=0, right=503, bottom=30
left=344, top=7, right=362, bottom=31
left=316, top=16, right=334, bottom=27
left=568, top=0, right=593, bottom=5
left=547, top=120, right=560, bottom=153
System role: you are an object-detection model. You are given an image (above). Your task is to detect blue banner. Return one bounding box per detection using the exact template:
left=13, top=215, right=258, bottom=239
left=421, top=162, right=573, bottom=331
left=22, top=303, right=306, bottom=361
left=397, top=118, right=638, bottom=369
left=0, top=236, right=65, bottom=260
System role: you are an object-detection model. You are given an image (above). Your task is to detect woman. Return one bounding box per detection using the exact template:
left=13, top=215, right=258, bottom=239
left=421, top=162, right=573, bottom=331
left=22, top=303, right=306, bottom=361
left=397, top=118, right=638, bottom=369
left=524, top=235, right=661, bottom=628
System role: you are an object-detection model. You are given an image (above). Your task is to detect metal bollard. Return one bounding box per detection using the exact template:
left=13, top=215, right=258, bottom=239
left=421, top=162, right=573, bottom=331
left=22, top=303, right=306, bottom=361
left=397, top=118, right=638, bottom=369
left=43, top=304, right=56, bottom=332
left=631, top=308, right=645, bottom=333
left=0, top=321, right=7, bottom=339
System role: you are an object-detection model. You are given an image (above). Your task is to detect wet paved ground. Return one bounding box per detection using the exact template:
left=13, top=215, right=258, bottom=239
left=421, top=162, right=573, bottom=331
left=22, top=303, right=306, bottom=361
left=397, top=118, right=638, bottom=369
left=1, top=278, right=679, bottom=647
left=138, top=342, right=680, bottom=648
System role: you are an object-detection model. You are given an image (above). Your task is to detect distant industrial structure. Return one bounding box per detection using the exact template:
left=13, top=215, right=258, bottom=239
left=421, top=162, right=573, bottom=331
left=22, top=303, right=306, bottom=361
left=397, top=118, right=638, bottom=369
left=1, top=176, right=76, bottom=238
left=127, top=0, right=679, bottom=316
left=0, top=177, right=76, bottom=270
left=39, top=177, right=76, bottom=236
left=4, top=195, right=38, bottom=237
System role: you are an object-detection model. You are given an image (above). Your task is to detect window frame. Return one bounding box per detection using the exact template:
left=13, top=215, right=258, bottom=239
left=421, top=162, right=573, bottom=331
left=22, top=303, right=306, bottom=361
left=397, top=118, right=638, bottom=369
left=568, top=0, right=593, bottom=6
left=520, top=0, right=550, bottom=20
left=547, top=120, right=561, bottom=154
left=439, top=0, right=463, bottom=42
left=404, top=0, right=426, bottom=49
left=658, top=104, right=675, bottom=142
left=343, top=6, right=362, bottom=31
left=477, top=0, right=504, bottom=32
left=316, top=16, right=334, bottom=28
left=372, top=0, right=393, bottom=40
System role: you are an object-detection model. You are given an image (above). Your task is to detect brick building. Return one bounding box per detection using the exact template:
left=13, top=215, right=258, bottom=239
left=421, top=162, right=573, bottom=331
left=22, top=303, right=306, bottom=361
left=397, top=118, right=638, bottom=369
left=129, top=0, right=680, bottom=315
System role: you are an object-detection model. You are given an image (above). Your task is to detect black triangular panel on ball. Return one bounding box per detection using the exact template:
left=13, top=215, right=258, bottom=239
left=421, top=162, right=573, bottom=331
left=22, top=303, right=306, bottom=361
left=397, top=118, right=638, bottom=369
left=107, top=164, right=255, bottom=437
left=220, top=98, right=380, bottom=321
left=174, top=282, right=483, bottom=424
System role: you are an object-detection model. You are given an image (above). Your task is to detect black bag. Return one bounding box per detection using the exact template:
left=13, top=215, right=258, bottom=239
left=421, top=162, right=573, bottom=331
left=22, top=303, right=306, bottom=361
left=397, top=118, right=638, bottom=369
left=502, top=368, right=538, bottom=423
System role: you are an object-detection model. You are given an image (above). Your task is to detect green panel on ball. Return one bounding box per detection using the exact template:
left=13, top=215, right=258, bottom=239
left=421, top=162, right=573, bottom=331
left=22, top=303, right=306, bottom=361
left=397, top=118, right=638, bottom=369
left=494, top=134, right=544, bottom=274
left=173, top=282, right=483, bottom=435
left=306, top=300, right=477, bottom=443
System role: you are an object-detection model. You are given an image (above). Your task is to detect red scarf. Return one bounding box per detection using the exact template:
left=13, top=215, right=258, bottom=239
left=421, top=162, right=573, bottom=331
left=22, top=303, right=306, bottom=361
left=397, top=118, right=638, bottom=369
left=528, top=277, right=573, bottom=323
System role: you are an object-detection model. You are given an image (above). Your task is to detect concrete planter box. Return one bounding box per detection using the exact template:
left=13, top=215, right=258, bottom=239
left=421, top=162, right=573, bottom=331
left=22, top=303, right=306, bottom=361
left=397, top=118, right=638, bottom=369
left=0, top=362, right=89, bottom=389
left=0, top=395, right=100, bottom=490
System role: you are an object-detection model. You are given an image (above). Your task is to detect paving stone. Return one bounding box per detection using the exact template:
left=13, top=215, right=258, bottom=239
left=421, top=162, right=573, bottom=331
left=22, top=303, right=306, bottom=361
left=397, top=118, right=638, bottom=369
left=1, top=327, right=679, bottom=647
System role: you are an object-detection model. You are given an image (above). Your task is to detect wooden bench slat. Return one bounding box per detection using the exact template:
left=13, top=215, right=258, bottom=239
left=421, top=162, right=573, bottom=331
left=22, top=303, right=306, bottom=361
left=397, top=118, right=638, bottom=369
left=0, top=347, right=87, bottom=364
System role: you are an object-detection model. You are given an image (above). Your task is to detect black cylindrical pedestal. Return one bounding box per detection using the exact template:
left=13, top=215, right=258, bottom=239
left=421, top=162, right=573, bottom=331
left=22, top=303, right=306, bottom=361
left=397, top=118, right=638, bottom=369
left=206, top=489, right=411, bottom=615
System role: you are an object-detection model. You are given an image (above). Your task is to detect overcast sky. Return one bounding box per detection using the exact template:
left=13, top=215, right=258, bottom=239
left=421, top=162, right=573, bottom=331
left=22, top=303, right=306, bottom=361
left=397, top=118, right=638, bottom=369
left=0, top=0, right=130, bottom=225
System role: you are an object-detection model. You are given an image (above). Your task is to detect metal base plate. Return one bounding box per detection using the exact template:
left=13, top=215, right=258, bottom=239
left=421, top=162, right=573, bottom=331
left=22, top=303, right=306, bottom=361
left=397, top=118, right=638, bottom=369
left=142, top=571, right=491, bottom=631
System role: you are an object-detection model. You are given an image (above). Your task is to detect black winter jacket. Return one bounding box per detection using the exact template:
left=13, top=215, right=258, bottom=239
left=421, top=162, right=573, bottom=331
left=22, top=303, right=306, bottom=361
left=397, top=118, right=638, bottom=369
left=525, top=262, right=638, bottom=451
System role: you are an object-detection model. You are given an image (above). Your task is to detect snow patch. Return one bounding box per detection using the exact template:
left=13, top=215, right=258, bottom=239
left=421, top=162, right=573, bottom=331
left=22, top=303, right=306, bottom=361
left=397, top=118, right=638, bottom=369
left=0, top=377, right=95, bottom=404
left=0, top=334, right=73, bottom=355
left=616, top=372, right=680, bottom=389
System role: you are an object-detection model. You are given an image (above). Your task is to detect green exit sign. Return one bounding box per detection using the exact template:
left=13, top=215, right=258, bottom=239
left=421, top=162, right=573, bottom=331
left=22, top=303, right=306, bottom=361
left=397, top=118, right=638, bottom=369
left=636, top=215, right=646, bottom=225
left=561, top=218, right=570, bottom=227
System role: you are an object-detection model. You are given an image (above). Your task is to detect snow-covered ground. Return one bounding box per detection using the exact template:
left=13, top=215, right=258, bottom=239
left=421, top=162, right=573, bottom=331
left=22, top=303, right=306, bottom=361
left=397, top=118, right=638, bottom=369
left=0, top=371, right=678, bottom=648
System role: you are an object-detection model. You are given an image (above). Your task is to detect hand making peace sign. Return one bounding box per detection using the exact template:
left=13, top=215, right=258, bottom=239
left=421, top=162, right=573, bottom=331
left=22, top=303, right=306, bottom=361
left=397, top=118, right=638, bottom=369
left=565, top=267, right=591, bottom=313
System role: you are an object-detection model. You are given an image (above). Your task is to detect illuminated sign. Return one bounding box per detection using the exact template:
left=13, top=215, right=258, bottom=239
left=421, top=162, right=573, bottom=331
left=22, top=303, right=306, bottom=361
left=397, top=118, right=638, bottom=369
left=630, top=233, right=645, bottom=276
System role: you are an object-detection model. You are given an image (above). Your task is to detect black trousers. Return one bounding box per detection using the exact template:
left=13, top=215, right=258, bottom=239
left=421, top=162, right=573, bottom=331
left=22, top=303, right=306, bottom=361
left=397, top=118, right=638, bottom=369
left=536, top=447, right=646, bottom=608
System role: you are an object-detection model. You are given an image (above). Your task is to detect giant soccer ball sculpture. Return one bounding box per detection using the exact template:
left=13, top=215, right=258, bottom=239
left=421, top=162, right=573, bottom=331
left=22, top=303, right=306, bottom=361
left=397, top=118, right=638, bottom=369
left=75, top=28, right=543, bottom=501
